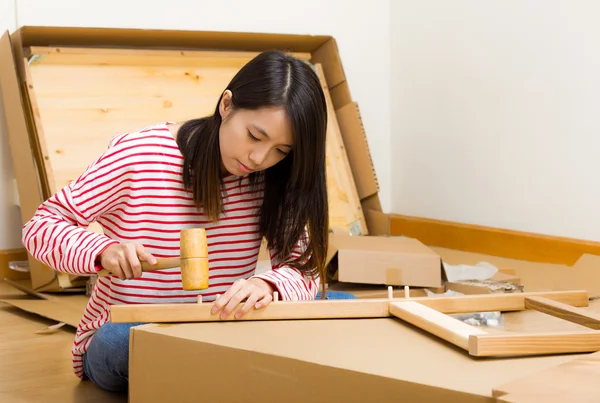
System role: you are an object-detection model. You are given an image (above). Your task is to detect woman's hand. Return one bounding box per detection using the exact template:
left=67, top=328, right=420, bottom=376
left=211, top=278, right=274, bottom=319
left=98, top=243, right=157, bottom=280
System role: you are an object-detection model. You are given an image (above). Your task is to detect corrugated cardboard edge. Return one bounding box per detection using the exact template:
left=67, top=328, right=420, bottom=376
left=0, top=30, right=66, bottom=292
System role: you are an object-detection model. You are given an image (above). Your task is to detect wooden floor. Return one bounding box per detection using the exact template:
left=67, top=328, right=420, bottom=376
left=0, top=280, right=126, bottom=403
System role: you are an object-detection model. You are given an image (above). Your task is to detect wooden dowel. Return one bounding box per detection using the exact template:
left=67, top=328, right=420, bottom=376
left=525, top=296, right=600, bottom=330
left=469, top=330, right=600, bottom=357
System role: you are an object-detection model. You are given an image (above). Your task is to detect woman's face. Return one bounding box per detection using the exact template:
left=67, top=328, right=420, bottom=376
left=218, top=90, right=294, bottom=176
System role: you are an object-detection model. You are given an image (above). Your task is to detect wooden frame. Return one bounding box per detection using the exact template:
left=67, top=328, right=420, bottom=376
left=110, top=289, right=600, bottom=358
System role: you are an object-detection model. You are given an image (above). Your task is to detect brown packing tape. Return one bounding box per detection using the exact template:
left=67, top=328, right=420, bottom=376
left=385, top=268, right=404, bottom=284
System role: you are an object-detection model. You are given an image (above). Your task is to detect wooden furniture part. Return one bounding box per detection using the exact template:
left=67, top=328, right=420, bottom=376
left=23, top=47, right=365, bottom=237
left=314, top=63, right=367, bottom=235
left=110, top=289, right=600, bottom=358
left=110, top=290, right=587, bottom=323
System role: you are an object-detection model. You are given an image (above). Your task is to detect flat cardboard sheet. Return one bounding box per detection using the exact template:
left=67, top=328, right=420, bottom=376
left=493, top=350, right=600, bottom=402
left=129, top=314, right=587, bottom=403
left=0, top=279, right=87, bottom=327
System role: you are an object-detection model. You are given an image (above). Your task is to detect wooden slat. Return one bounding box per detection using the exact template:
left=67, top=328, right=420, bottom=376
left=525, top=296, right=600, bottom=330
left=469, top=330, right=600, bottom=357
left=111, top=298, right=392, bottom=324
left=314, top=63, right=367, bottom=235
left=110, top=290, right=589, bottom=323
left=389, top=301, right=486, bottom=350
left=27, top=46, right=312, bottom=66
left=417, top=290, right=588, bottom=314
left=390, top=213, right=600, bottom=265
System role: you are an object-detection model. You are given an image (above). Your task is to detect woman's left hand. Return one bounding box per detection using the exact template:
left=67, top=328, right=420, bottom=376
left=211, top=278, right=274, bottom=320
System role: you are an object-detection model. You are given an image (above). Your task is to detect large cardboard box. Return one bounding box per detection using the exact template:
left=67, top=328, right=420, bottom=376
left=327, top=234, right=443, bottom=288
left=0, top=26, right=393, bottom=292
left=128, top=312, right=589, bottom=403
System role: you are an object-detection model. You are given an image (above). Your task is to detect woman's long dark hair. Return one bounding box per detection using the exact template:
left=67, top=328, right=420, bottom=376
left=176, top=50, right=329, bottom=296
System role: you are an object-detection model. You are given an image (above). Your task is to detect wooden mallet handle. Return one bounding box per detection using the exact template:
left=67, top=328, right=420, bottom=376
left=96, top=228, right=209, bottom=291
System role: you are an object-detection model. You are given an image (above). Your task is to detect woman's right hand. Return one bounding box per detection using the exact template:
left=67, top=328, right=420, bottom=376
left=98, top=243, right=157, bottom=280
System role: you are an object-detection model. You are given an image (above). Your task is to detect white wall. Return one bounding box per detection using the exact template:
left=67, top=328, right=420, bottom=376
left=0, top=0, right=392, bottom=248
left=0, top=0, right=22, bottom=249
left=391, top=1, right=600, bottom=241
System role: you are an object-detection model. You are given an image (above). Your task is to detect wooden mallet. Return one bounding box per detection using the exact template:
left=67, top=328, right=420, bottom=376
left=96, top=228, right=209, bottom=290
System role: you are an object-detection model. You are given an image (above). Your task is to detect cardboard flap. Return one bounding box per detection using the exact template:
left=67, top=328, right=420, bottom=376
left=0, top=298, right=84, bottom=328
left=328, top=235, right=442, bottom=287
left=18, top=26, right=331, bottom=53
left=330, top=234, right=439, bottom=256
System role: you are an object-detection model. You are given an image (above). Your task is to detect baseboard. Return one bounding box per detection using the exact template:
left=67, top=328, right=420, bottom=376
left=389, top=214, right=600, bottom=265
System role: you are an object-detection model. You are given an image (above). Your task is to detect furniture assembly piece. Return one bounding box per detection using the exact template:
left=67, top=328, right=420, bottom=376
left=110, top=289, right=600, bottom=358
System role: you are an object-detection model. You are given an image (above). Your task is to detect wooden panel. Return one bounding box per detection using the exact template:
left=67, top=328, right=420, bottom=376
left=389, top=301, right=486, bottom=350
left=390, top=214, right=600, bottom=265
left=110, top=290, right=588, bottom=323
left=314, top=64, right=367, bottom=235
left=469, top=330, right=600, bottom=357
left=24, top=47, right=363, bottom=235
left=525, top=296, right=600, bottom=330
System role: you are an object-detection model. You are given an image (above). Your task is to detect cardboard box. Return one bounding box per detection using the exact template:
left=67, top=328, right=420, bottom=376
left=0, top=26, right=393, bottom=292
left=326, top=234, right=443, bottom=288
left=128, top=313, right=588, bottom=403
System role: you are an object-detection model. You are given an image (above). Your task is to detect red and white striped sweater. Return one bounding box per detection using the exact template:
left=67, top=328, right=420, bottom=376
left=21, top=122, right=319, bottom=379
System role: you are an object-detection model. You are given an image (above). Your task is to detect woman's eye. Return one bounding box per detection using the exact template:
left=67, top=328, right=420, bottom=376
left=277, top=149, right=289, bottom=156
left=248, top=131, right=259, bottom=141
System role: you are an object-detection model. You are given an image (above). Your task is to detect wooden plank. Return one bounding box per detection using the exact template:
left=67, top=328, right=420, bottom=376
left=314, top=63, right=367, bottom=235
left=389, top=301, right=486, bottom=350
left=24, top=49, right=248, bottom=190
left=111, top=298, right=392, bottom=323
left=110, top=290, right=589, bottom=323
left=492, top=350, right=600, bottom=402
left=525, top=296, right=600, bottom=330
left=417, top=290, right=588, bottom=314
left=27, top=46, right=312, bottom=63
left=390, top=213, right=600, bottom=265
left=469, top=330, right=600, bottom=357
left=23, top=57, right=57, bottom=195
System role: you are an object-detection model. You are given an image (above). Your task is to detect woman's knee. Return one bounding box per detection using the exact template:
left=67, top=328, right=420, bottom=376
left=85, top=322, right=146, bottom=378
left=91, top=321, right=144, bottom=352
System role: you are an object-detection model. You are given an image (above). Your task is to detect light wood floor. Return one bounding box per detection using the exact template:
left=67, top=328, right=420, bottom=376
left=0, top=280, right=126, bottom=403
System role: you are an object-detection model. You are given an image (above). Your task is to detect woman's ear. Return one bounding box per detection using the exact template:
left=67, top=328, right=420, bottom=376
left=219, top=90, right=233, bottom=120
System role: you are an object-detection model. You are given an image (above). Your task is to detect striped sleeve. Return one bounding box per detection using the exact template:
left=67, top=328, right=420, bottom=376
left=252, top=229, right=320, bottom=301
left=21, top=133, right=132, bottom=275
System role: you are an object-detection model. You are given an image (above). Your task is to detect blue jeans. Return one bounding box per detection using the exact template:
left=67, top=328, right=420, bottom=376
left=82, top=291, right=355, bottom=392
left=83, top=321, right=146, bottom=393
